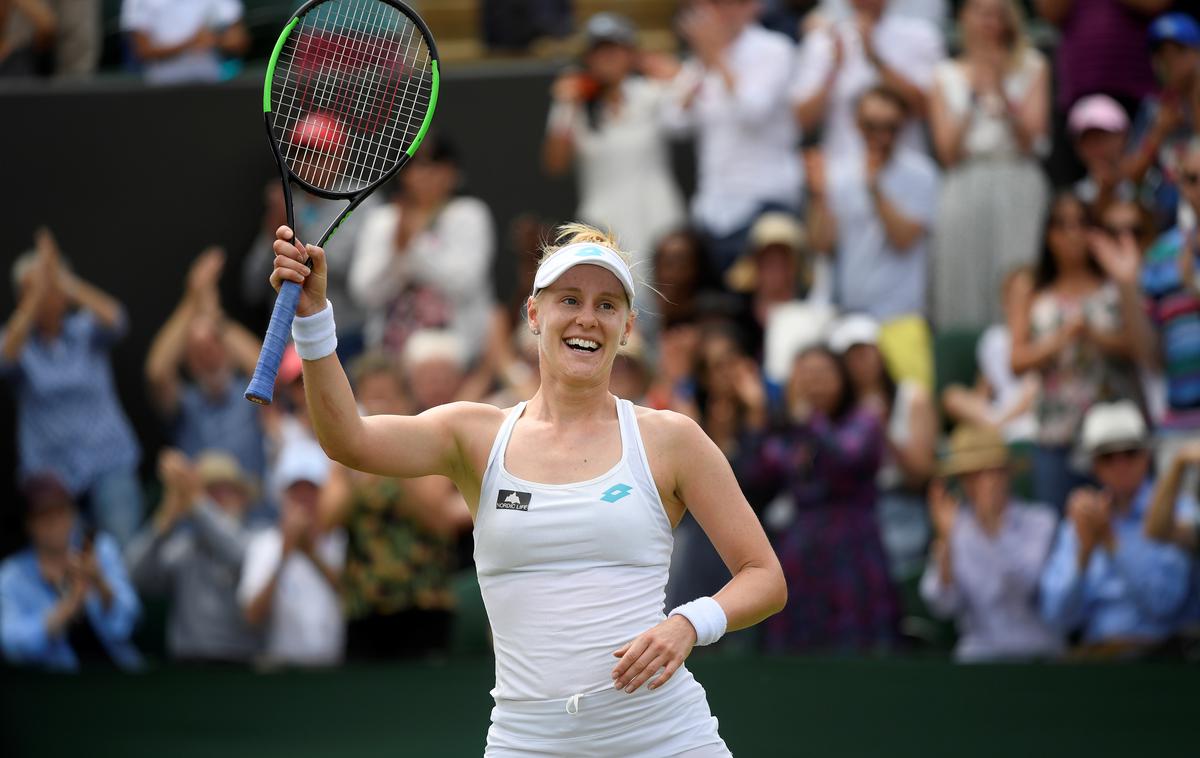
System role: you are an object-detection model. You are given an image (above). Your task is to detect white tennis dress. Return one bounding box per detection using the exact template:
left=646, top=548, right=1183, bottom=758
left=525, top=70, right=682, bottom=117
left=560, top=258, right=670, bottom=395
left=475, top=398, right=731, bottom=757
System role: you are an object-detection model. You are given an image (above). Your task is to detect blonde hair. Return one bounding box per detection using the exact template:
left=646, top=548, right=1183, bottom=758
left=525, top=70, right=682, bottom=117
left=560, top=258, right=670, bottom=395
left=533, top=222, right=639, bottom=310
left=538, top=223, right=634, bottom=268
left=961, top=0, right=1030, bottom=69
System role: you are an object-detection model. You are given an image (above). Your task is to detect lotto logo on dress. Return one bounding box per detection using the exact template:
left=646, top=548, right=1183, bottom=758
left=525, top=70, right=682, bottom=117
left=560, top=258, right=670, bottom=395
left=600, top=484, right=632, bottom=503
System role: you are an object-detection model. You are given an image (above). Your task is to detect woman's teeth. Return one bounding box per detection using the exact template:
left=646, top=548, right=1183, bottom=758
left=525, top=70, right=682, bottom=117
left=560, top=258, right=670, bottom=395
left=565, top=338, right=600, bottom=352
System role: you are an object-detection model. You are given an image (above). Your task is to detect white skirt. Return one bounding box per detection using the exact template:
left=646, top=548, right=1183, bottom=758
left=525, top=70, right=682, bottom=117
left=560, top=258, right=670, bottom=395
left=484, top=667, right=731, bottom=757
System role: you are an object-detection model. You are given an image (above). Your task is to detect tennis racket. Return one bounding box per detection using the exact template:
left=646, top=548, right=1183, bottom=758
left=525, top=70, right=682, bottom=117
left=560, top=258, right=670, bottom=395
left=245, top=0, right=440, bottom=405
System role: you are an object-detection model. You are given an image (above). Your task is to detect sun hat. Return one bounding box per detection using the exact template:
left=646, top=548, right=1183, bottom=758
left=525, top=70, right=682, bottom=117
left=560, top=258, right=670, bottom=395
left=938, top=425, right=1010, bottom=478
left=196, top=450, right=258, bottom=500
left=725, top=213, right=808, bottom=293
left=1080, top=401, right=1148, bottom=457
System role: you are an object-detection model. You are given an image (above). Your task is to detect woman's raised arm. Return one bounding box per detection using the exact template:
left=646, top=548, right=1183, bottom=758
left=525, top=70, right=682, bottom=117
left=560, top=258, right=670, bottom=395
left=271, top=226, right=492, bottom=482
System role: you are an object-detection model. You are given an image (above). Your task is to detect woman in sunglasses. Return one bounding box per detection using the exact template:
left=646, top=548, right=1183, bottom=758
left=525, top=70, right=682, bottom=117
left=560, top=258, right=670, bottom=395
left=1009, top=192, right=1145, bottom=513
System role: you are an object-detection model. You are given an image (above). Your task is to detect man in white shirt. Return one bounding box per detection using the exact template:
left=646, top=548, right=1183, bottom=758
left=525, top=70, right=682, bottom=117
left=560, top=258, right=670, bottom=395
left=792, top=0, right=944, bottom=165
left=809, top=84, right=939, bottom=388
left=238, top=439, right=345, bottom=667
left=120, top=0, right=248, bottom=85
left=663, top=0, right=802, bottom=272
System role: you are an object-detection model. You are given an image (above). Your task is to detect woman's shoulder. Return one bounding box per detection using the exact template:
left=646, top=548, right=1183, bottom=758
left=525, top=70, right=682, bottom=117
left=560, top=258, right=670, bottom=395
left=1015, top=46, right=1047, bottom=76
left=634, top=403, right=698, bottom=430
left=437, top=400, right=510, bottom=431
left=633, top=404, right=706, bottom=449
left=1004, top=47, right=1047, bottom=91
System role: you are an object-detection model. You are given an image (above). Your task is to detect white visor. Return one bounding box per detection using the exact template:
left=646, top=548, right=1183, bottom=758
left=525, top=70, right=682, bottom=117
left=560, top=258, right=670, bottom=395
left=532, top=242, right=636, bottom=304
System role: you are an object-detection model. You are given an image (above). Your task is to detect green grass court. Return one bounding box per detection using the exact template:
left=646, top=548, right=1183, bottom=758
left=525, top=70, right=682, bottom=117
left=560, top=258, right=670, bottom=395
left=3, top=656, right=1192, bottom=757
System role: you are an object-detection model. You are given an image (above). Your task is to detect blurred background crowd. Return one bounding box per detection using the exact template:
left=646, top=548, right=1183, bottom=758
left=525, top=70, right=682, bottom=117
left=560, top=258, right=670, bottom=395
left=4, top=0, right=1200, bottom=674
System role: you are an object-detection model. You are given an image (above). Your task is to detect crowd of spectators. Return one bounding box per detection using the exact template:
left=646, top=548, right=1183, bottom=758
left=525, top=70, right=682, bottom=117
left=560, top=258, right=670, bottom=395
left=5, top=0, right=1200, bottom=671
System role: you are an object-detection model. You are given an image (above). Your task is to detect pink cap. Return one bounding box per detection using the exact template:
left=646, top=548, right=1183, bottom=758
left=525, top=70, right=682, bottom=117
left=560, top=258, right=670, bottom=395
left=278, top=343, right=303, bottom=385
left=1068, top=95, right=1129, bottom=136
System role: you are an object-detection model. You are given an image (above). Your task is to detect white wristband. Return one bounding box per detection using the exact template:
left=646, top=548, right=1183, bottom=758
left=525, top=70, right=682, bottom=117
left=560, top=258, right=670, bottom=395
left=291, top=300, right=337, bottom=360
left=548, top=101, right=578, bottom=134
left=668, top=596, right=727, bottom=647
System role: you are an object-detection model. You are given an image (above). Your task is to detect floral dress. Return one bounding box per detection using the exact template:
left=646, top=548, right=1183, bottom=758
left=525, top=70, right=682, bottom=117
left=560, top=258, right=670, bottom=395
left=1029, top=283, right=1140, bottom=447
left=341, top=477, right=457, bottom=622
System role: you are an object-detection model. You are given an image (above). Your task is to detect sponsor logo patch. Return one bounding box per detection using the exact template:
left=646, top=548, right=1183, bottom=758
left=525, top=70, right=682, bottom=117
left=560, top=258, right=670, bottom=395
left=496, top=489, right=532, bottom=511
left=600, top=484, right=632, bottom=503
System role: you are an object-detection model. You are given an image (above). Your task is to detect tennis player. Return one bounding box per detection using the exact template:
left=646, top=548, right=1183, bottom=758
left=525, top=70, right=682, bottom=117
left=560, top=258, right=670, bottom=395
left=269, top=221, right=786, bottom=757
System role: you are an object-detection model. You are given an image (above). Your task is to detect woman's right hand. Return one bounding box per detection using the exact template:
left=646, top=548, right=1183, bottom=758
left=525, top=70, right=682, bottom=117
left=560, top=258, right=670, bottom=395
left=270, top=225, right=328, bottom=317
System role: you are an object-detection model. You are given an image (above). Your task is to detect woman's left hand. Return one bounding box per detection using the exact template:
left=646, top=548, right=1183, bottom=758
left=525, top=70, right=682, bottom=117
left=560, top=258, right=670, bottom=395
left=611, top=615, right=697, bottom=693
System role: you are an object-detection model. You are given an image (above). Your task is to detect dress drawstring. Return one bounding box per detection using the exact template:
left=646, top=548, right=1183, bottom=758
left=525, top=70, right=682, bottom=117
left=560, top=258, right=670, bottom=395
left=565, top=693, right=582, bottom=715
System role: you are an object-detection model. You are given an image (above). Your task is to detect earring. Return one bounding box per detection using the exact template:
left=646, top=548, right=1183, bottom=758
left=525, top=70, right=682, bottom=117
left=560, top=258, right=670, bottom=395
left=620, top=337, right=628, bottom=346
left=531, top=328, right=540, bottom=335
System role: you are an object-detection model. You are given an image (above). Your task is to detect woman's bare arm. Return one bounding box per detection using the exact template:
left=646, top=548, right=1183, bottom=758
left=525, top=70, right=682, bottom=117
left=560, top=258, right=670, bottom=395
left=663, top=412, right=787, bottom=630
left=271, top=226, right=498, bottom=485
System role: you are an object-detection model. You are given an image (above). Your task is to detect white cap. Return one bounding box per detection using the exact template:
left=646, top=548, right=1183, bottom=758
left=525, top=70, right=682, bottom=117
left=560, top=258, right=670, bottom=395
left=272, top=438, right=331, bottom=496
left=533, top=242, right=636, bottom=304
left=828, top=314, right=880, bottom=354
left=1080, top=401, right=1147, bottom=457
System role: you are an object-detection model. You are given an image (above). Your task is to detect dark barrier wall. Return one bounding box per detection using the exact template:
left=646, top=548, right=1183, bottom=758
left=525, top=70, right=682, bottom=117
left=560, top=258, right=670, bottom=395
left=1, top=63, right=698, bottom=553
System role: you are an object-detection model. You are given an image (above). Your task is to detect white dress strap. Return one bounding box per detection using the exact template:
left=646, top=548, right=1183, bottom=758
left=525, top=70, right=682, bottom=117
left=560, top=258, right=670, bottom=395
left=616, top=398, right=673, bottom=533
left=485, top=401, right=527, bottom=474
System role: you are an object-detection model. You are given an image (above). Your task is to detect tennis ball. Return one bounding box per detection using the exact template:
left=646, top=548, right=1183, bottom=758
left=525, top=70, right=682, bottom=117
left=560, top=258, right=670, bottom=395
left=292, top=112, right=346, bottom=153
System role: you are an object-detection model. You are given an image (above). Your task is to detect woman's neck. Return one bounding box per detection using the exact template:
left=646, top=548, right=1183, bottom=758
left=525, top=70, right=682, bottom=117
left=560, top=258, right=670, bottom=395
left=964, top=41, right=1008, bottom=61
left=1054, top=265, right=1100, bottom=291
left=528, top=373, right=615, bottom=426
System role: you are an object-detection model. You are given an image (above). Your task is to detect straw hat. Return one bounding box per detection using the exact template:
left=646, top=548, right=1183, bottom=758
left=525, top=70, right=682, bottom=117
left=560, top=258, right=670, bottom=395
left=938, top=425, right=1010, bottom=478
left=196, top=451, right=258, bottom=500
left=724, top=212, right=808, bottom=293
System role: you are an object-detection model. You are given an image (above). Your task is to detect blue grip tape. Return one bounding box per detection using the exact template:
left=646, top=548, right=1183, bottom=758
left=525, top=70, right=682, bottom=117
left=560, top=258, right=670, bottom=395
left=244, top=280, right=302, bottom=404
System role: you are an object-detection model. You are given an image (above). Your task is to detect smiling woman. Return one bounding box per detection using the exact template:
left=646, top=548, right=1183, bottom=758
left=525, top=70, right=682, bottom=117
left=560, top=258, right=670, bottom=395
left=267, top=220, right=786, bottom=757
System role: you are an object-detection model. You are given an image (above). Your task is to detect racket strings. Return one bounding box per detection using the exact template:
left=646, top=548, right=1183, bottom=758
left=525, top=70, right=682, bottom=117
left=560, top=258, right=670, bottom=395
left=270, top=0, right=433, bottom=194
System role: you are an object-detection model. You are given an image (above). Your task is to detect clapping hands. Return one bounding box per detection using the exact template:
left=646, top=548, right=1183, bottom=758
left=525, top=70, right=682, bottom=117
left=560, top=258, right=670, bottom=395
left=927, top=479, right=959, bottom=540
left=1088, top=228, right=1141, bottom=287
left=155, top=449, right=200, bottom=534
left=1068, top=487, right=1114, bottom=556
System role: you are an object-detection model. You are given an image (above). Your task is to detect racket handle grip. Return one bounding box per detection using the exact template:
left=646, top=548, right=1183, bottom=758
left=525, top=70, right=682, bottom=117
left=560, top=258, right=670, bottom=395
left=244, top=280, right=302, bottom=405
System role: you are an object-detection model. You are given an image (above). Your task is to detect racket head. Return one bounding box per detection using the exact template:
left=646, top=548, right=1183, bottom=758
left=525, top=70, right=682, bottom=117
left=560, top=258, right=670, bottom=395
left=263, top=0, right=440, bottom=201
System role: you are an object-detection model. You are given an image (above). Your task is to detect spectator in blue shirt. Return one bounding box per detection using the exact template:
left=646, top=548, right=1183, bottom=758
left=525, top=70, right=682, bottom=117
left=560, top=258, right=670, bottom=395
left=0, top=474, right=142, bottom=671
left=1040, top=401, right=1196, bottom=652
left=144, top=247, right=267, bottom=481
left=0, top=228, right=143, bottom=546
